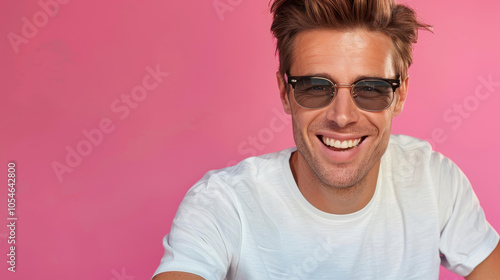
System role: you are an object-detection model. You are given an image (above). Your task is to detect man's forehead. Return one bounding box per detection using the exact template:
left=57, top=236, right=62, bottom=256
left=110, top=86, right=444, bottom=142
left=290, top=29, right=396, bottom=79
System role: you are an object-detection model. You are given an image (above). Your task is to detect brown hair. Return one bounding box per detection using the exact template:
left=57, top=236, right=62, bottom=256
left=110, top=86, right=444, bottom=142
left=270, top=0, right=432, bottom=80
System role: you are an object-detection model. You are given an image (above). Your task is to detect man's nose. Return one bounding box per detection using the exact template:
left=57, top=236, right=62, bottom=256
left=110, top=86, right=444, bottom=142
left=324, top=86, right=360, bottom=127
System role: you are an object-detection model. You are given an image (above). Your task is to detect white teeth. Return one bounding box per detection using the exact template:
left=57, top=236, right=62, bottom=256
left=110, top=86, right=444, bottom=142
left=340, top=141, right=348, bottom=149
left=322, top=136, right=362, bottom=149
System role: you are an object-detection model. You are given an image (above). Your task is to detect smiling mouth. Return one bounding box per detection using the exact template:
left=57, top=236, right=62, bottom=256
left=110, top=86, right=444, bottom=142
left=320, top=135, right=366, bottom=151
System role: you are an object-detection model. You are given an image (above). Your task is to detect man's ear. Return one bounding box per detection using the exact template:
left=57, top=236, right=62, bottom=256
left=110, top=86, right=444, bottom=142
left=393, top=76, right=409, bottom=117
left=276, top=71, right=292, bottom=114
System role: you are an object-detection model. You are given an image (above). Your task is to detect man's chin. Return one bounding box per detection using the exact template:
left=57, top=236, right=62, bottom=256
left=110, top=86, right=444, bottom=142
left=317, top=174, right=365, bottom=190
left=311, top=156, right=379, bottom=190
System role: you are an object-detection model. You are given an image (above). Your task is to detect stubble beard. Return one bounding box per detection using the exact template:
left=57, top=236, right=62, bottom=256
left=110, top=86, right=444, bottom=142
left=292, top=119, right=389, bottom=192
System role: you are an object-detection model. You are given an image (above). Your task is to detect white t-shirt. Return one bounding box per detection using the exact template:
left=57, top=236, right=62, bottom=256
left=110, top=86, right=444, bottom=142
left=153, top=135, right=499, bottom=280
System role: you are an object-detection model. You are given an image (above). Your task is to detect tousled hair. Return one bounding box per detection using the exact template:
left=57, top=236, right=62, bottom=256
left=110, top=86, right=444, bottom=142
left=270, top=0, right=432, bottom=80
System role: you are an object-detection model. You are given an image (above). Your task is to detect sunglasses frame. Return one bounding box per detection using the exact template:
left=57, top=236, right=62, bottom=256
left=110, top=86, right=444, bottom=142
left=286, top=75, right=401, bottom=112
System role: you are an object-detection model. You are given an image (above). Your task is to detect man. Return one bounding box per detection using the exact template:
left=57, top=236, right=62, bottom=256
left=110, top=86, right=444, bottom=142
left=153, top=0, right=500, bottom=279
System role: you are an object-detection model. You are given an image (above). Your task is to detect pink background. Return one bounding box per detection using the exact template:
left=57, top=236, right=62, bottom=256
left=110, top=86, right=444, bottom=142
left=1, top=0, right=499, bottom=279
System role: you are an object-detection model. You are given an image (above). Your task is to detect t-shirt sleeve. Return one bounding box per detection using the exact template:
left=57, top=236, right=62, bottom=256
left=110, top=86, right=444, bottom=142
left=434, top=153, right=499, bottom=276
left=153, top=175, right=241, bottom=280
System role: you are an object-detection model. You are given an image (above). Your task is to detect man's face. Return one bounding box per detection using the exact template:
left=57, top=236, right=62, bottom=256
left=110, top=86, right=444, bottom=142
left=277, top=29, right=408, bottom=189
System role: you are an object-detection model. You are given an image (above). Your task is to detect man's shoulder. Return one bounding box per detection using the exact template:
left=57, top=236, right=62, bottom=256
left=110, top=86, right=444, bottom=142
left=387, top=134, right=439, bottom=162
left=193, top=147, right=295, bottom=192
left=388, top=134, right=432, bottom=151
left=386, top=134, right=462, bottom=184
left=387, top=134, right=451, bottom=162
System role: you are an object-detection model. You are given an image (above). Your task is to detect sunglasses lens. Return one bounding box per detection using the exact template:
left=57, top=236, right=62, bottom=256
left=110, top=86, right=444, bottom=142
left=352, top=80, right=394, bottom=111
left=293, top=77, right=334, bottom=109
left=291, top=77, right=396, bottom=111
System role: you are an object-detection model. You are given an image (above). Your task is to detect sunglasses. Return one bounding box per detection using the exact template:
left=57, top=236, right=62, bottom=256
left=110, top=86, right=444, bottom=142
left=287, top=75, right=401, bottom=112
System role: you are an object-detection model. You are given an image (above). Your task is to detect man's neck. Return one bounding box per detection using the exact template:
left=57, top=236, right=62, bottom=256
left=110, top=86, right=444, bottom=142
left=290, top=151, right=380, bottom=215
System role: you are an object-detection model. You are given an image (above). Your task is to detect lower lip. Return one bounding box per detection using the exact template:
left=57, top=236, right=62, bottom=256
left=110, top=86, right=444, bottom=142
left=318, top=137, right=364, bottom=162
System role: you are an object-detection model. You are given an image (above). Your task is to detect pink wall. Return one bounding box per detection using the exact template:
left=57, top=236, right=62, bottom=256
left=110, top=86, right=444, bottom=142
left=1, top=0, right=499, bottom=279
